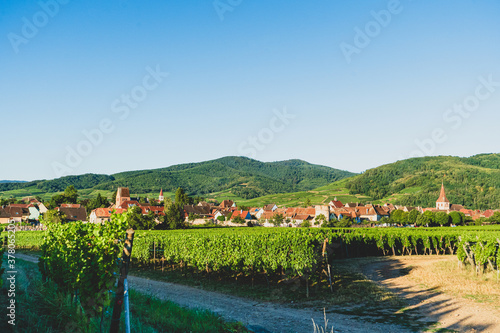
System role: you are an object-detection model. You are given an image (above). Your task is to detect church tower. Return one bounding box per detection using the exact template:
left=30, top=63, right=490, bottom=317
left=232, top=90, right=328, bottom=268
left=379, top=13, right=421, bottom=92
left=116, top=187, right=131, bottom=208
left=436, top=182, right=450, bottom=210
left=159, top=189, right=164, bottom=202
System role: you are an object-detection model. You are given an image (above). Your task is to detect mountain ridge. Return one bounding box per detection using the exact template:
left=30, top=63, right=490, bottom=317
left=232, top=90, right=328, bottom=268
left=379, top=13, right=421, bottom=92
left=0, top=156, right=355, bottom=199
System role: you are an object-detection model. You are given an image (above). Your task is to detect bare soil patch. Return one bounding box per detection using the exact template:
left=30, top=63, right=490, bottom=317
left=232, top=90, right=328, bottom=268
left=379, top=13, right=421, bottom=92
left=361, top=255, right=500, bottom=333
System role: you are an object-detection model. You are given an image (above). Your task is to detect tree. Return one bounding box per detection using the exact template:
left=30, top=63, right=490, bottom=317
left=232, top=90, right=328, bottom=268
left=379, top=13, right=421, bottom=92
left=489, top=211, right=500, bottom=224
left=161, top=199, right=185, bottom=230
left=232, top=216, right=246, bottom=224
left=422, top=210, right=436, bottom=226
left=435, top=211, right=450, bottom=226
left=301, top=220, right=311, bottom=228
left=305, top=198, right=312, bottom=207
left=48, top=194, right=66, bottom=209
left=391, top=210, right=406, bottom=223
left=314, top=214, right=327, bottom=226
left=42, top=210, right=67, bottom=224
left=321, top=220, right=336, bottom=228
left=63, top=185, right=78, bottom=204
left=416, top=214, right=431, bottom=227
left=335, top=216, right=353, bottom=228
left=188, top=213, right=200, bottom=222
left=48, top=185, right=79, bottom=209
left=175, top=187, right=190, bottom=206
left=85, top=193, right=109, bottom=213
left=125, top=206, right=155, bottom=230
left=407, top=210, right=421, bottom=225
left=449, top=211, right=464, bottom=226
left=270, top=213, right=285, bottom=227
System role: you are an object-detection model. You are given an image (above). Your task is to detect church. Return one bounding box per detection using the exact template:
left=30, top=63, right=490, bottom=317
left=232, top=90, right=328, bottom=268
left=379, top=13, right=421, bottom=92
left=436, top=182, right=450, bottom=210
left=433, top=182, right=464, bottom=213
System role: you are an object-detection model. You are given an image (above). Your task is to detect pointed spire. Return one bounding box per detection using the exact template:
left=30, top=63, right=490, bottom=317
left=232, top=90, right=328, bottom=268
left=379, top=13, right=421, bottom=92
left=437, top=182, right=449, bottom=203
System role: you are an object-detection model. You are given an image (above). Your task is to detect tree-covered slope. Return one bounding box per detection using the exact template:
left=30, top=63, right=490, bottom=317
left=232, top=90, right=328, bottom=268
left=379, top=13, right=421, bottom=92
left=97, top=156, right=355, bottom=197
left=0, top=174, right=114, bottom=193
left=345, top=154, right=500, bottom=210
left=0, top=157, right=355, bottom=200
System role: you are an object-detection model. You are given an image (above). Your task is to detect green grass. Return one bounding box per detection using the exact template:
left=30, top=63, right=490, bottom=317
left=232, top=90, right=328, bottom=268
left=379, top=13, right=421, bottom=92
left=0, top=257, right=248, bottom=333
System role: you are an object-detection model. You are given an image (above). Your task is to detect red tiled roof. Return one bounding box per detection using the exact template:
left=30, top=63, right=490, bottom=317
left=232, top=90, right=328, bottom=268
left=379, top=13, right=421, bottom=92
left=141, top=206, right=165, bottom=215
left=482, top=210, right=495, bottom=218
left=93, top=208, right=127, bottom=217
left=8, top=204, right=30, bottom=208
left=460, top=209, right=474, bottom=216
left=329, top=200, right=343, bottom=208
left=117, top=187, right=130, bottom=198
left=231, top=210, right=250, bottom=219
left=220, top=200, right=234, bottom=208
left=61, top=204, right=82, bottom=208
left=59, top=207, right=87, bottom=222
left=263, top=204, right=276, bottom=211
left=259, top=211, right=275, bottom=220
left=117, top=200, right=141, bottom=209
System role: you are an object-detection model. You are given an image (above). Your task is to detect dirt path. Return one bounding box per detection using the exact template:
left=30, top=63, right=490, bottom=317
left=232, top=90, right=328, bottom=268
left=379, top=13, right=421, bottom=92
left=361, top=256, right=500, bottom=333
left=20, top=253, right=500, bottom=332
left=14, top=253, right=409, bottom=333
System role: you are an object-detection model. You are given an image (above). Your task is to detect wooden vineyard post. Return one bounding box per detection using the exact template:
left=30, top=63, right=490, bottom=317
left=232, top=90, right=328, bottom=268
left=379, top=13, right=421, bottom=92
left=322, top=238, right=333, bottom=292
left=110, top=229, right=135, bottom=333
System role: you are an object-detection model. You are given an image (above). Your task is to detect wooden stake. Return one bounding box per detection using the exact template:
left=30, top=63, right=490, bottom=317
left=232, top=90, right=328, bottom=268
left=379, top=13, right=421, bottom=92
left=110, top=229, right=135, bottom=333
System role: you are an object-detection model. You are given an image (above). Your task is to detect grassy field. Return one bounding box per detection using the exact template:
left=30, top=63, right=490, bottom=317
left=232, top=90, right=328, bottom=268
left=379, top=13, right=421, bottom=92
left=408, top=259, right=500, bottom=307
left=204, top=178, right=373, bottom=207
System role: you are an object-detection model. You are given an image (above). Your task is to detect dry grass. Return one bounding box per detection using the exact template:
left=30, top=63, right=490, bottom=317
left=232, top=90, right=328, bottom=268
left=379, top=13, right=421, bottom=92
left=407, top=258, right=500, bottom=306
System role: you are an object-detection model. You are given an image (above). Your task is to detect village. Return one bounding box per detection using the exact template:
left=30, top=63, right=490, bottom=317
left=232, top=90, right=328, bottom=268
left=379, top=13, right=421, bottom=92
left=0, top=183, right=498, bottom=228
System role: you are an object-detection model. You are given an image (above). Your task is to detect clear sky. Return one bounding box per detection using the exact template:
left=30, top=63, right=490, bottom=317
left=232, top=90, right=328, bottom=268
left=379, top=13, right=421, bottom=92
left=1, top=0, right=500, bottom=181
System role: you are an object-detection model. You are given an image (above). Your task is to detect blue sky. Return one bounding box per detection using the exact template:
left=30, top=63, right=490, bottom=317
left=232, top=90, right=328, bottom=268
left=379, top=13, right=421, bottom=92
left=1, top=0, right=500, bottom=181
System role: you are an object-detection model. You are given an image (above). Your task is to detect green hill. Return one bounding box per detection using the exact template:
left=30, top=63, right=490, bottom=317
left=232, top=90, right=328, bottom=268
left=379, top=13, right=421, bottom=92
left=0, top=157, right=355, bottom=200
left=3, top=154, right=500, bottom=210
left=344, top=154, right=500, bottom=210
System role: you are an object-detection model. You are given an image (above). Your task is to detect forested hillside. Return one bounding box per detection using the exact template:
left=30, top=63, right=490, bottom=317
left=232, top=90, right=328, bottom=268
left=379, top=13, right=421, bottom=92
left=345, top=154, right=500, bottom=210
left=95, top=157, right=355, bottom=197
left=0, top=157, right=354, bottom=199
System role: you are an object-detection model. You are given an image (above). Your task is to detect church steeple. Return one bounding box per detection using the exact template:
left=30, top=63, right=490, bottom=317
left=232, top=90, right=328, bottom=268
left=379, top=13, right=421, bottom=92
left=436, top=181, right=450, bottom=210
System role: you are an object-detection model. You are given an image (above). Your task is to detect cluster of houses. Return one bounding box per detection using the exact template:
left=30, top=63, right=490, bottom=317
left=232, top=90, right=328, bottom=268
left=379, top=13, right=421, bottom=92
left=89, top=184, right=496, bottom=227
left=0, top=184, right=497, bottom=226
left=0, top=198, right=47, bottom=224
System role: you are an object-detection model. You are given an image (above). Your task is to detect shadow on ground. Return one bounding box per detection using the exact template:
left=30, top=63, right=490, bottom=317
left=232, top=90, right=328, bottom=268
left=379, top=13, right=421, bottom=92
left=325, top=258, right=494, bottom=333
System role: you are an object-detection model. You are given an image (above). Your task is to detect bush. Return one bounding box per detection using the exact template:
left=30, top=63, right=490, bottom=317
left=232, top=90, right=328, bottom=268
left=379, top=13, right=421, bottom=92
left=232, top=216, right=246, bottom=224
